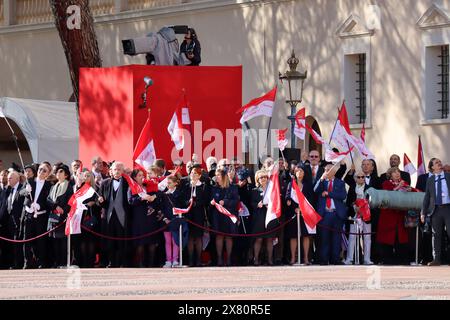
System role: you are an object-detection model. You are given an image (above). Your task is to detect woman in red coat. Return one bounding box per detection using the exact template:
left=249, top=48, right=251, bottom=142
left=376, top=167, right=412, bottom=265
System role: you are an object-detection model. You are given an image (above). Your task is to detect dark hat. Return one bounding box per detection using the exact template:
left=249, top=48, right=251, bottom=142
left=24, top=163, right=38, bottom=176
left=56, top=164, right=71, bottom=180
left=236, top=167, right=250, bottom=181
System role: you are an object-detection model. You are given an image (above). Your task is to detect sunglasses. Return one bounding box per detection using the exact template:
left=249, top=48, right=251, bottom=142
left=38, top=168, right=48, bottom=173
left=259, top=176, right=268, bottom=180
left=309, top=155, right=319, bottom=158
left=356, top=176, right=365, bottom=179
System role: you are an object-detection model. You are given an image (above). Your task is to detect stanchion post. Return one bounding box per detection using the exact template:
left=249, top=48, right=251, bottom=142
left=294, top=211, right=302, bottom=266
left=410, top=225, right=420, bottom=266
left=67, top=233, right=71, bottom=268
left=355, top=220, right=360, bottom=265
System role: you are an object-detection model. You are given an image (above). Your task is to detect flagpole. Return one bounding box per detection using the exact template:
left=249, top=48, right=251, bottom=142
left=264, top=117, right=273, bottom=152
left=244, top=121, right=251, bottom=164
left=240, top=216, right=247, bottom=234
left=2, top=114, right=25, bottom=170
left=328, top=105, right=341, bottom=144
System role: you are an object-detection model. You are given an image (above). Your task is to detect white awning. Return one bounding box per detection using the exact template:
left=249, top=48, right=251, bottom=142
left=0, top=97, right=78, bottom=165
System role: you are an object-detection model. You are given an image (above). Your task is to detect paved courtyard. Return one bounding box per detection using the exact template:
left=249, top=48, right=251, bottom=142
left=0, top=265, right=449, bottom=300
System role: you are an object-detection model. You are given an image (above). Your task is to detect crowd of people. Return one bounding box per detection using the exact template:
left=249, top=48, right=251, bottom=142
left=0, top=152, right=449, bottom=269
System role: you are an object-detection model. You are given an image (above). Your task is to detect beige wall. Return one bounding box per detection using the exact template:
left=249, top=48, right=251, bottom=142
left=1, top=0, right=449, bottom=178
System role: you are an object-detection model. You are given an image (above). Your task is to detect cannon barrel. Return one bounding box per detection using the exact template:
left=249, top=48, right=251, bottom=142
left=364, top=188, right=425, bottom=210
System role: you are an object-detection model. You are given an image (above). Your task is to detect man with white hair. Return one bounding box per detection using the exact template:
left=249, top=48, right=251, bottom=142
left=2, top=171, right=25, bottom=269
left=98, top=162, right=130, bottom=267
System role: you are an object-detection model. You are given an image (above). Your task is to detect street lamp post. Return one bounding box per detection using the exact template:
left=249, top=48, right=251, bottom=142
left=279, top=50, right=307, bottom=148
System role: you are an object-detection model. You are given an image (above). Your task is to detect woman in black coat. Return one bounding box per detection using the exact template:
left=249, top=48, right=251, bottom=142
left=285, top=164, right=314, bottom=265
left=184, top=165, right=209, bottom=266
left=46, top=164, right=73, bottom=268
left=128, top=169, right=160, bottom=267
left=250, top=169, right=279, bottom=266
left=210, top=168, right=239, bottom=266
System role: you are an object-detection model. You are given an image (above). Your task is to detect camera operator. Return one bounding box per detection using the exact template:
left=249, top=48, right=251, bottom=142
left=180, top=28, right=201, bottom=66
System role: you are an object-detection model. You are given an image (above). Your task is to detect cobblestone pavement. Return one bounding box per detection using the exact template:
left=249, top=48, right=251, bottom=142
left=0, top=265, right=449, bottom=300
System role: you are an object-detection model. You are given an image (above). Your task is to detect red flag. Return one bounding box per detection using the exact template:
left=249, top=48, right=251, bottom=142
left=236, top=87, right=277, bottom=124
left=403, top=153, right=417, bottom=175
left=337, top=101, right=352, bottom=135
left=211, top=199, right=238, bottom=223
left=277, top=128, right=288, bottom=151
left=360, top=122, right=366, bottom=142
left=294, top=108, right=306, bottom=140
left=291, top=179, right=322, bottom=229
left=121, top=173, right=144, bottom=195
left=167, top=93, right=191, bottom=151
left=354, top=198, right=371, bottom=222
left=417, top=136, right=426, bottom=176
left=133, top=116, right=156, bottom=170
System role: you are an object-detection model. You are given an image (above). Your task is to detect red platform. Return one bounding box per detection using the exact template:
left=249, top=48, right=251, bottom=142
left=79, top=65, right=242, bottom=168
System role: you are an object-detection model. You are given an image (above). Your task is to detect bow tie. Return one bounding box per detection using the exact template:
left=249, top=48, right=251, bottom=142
left=113, top=178, right=120, bottom=182
left=366, top=176, right=370, bottom=178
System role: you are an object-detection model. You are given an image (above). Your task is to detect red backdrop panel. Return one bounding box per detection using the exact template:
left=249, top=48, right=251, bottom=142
left=79, top=65, right=242, bottom=169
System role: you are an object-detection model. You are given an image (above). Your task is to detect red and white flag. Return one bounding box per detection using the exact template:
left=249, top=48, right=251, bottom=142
left=210, top=199, right=237, bottom=224
left=65, top=183, right=96, bottom=235
left=173, top=199, right=194, bottom=215
left=263, top=165, right=282, bottom=228
left=167, top=101, right=190, bottom=150
left=133, top=117, right=157, bottom=170
left=277, top=128, right=288, bottom=151
left=291, top=179, right=322, bottom=231
left=331, top=102, right=374, bottom=159
left=302, top=123, right=352, bottom=164
left=403, top=153, right=417, bottom=175
left=236, top=87, right=277, bottom=124
left=237, top=201, right=250, bottom=217
left=294, top=108, right=306, bottom=140
left=417, top=136, right=426, bottom=176
left=360, top=122, right=366, bottom=142
left=121, top=173, right=145, bottom=196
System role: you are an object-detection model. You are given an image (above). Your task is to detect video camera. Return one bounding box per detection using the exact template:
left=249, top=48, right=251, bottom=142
left=122, top=25, right=190, bottom=65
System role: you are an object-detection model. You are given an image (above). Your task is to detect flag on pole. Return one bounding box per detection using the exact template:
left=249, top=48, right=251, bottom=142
left=167, top=108, right=186, bottom=151
left=210, top=199, right=238, bottom=223
left=236, top=87, right=277, bottom=124
left=360, top=122, right=366, bottom=142
left=331, top=102, right=375, bottom=159
left=403, top=153, right=417, bottom=175
left=294, top=108, right=306, bottom=140
left=301, top=123, right=352, bottom=164
left=417, top=136, right=426, bottom=176
left=65, top=183, right=96, bottom=235
left=291, top=179, right=322, bottom=230
left=121, top=173, right=145, bottom=196
left=277, top=128, right=288, bottom=151
left=237, top=201, right=250, bottom=217
left=173, top=199, right=194, bottom=215
left=263, top=165, right=282, bottom=228
left=133, top=117, right=157, bottom=170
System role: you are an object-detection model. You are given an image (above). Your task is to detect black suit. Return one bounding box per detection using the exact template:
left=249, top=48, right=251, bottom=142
left=421, top=172, right=450, bottom=263
left=416, top=173, right=431, bottom=192
left=98, top=177, right=130, bottom=267
left=2, top=184, right=26, bottom=268
left=22, top=179, right=52, bottom=268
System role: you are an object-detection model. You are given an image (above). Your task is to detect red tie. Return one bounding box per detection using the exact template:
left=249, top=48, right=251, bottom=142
left=326, top=179, right=333, bottom=209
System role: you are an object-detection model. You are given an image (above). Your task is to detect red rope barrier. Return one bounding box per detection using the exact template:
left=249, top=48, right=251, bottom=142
left=80, top=224, right=169, bottom=241
left=0, top=220, right=66, bottom=243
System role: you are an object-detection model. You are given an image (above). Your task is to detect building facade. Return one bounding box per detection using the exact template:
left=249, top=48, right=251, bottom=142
left=0, top=0, right=449, bottom=178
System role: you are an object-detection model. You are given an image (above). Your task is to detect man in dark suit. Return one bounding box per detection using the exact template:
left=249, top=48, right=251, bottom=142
left=22, top=164, right=53, bottom=269
left=416, top=171, right=433, bottom=264
left=380, top=154, right=411, bottom=185
left=421, top=158, right=450, bottom=266
left=3, top=171, right=25, bottom=269
left=98, top=161, right=130, bottom=267
left=314, top=163, right=347, bottom=265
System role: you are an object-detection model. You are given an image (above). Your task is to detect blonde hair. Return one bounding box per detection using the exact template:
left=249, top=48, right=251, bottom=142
left=215, top=168, right=230, bottom=188
left=255, top=169, right=269, bottom=187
